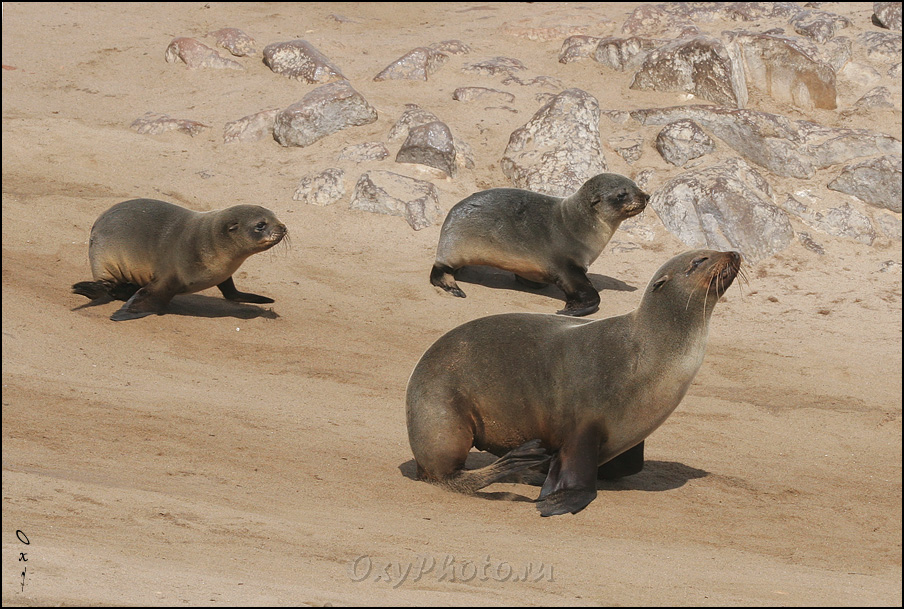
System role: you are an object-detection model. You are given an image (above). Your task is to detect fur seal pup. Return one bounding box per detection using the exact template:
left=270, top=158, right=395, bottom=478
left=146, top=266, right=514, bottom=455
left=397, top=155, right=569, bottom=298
left=72, top=198, right=287, bottom=321
left=407, top=249, right=742, bottom=516
left=429, top=173, right=648, bottom=316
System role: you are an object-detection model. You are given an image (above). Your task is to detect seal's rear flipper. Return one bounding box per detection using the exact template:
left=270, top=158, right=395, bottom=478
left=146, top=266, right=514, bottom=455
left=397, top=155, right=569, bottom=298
left=72, top=281, right=112, bottom=300
left=217, top=277, right=275, bottom=304
left=430, top=264, right=466, bottom=298
left=73, top=280, right=140, bottom=303
left=536, top=488, right=598, bottom=516
left=597, top=441, right=644, bottom=479
left=110, top=285, right=172, bottom=321
left=441, top=439, right=550, bottom=494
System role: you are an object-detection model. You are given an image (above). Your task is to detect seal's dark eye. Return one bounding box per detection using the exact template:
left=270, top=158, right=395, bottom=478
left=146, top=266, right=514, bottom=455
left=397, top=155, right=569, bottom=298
left=616, top=191, right=628, bottom=201
left=255, top=221, right=267, bottom=231
left=687, top=256, right=708, bottom=275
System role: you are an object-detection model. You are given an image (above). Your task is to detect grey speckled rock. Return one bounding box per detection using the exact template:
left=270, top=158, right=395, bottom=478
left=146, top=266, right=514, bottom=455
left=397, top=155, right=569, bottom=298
left=558, top=35, right=602, bottom=64
left=165, top=37, right=243, bottom=70
left=338, top=142, right=389, bottom=162
left=781, top=195, right=877, bottom=245
left=874, top=2, right=902, bottom=30
left=263, top=39, right=345, bottom=83
left=593, top=36, right=661, bottom=72
left=452, top=87, right=515, bottom=104
left=655, top=119, right=715, bottom=167
left=461, top=56, right=527, bottom=76
left=650, top=158, right=793, bottom=262
left=500, top=88, right=607, bottom=197
left=387, top=105, right=441, bottom=142
left=208, top=28, right=256, bottom=57
left=608, top=135, right=644, bottom=164
left=632, top=105, right=902, bottom=179
left=630, top=36, right=747, bottom=108
left=350, top=170, right=441, bottom=230
left=373, top=47, right=449, bottom=81
left=876, top=213, right=902, bottom=241
left=273, top=80, right=377, bottom=148
left=789, top=9, right=851, bottom=43
left=828, top=154, right=902, bottom=213
left=293, top=168, right=346, bottom=207
left=223, top=108, right=279, bottom=143
left=131, top=112, right=209, bottom=137
left=396, top=121, right=457, bottom=177
left=387, top=105, right=473, bottom=173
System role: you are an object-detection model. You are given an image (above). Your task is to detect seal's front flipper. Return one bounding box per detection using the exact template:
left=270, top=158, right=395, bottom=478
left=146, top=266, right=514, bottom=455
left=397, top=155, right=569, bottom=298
left=430, top=264, right=466, bottom=298
left=535, top=426, right=601, bottom=516
left=111, top=285, right=172, bottom=321
left=217, top=277, right=274, bottom=304
left=536, top=488, right=598, bottom=516
left=598, top=441, right=644, bottom=480
left=555, top=266, right=600, bottom=317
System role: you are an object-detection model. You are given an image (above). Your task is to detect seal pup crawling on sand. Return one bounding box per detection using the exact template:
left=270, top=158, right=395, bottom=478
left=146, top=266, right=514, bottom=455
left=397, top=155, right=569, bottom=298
left=408, top=249, right=742, bottom=516
left=72, top=198, right=287, bottom=321
left=429, top=173, right=648, bottom=316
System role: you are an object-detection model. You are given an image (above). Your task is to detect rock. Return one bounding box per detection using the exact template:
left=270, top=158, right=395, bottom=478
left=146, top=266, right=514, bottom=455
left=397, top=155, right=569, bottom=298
left=655, top=119, right=715, bottom=166
left=621, top=4, right=699, bottom=38
left=500, top=74, right=565, bottom=89
left=223, top=108, right=279, bottom=143
left=851, top=86, right=897, bottom=110
left=730, top=32, right=837, bottom=110
left=593, top=36, right=662, bottom=71
left=338, top=142, right=390, bottom=162
left=130, top=112, right=209, bottom=137
left=608, top=135, right=644, bottom=164
left=874, top=2, right=903, bottom=30
left=273, top=80, right=378, bottom=148
left=452, top=87, right=515, bottom=103
left=632, top=105, right=902, bottom=179
left=395, top=121, right=457, bottom=177
left=461, top=56, right=527, bottom=76
left=797, top=231, right=826, bottom=255
left=429, top=40, right=471, bottom=55
left=373, top=47, right=449, bottom=81
left=349, top=170, right=442, bottom=230
left=500, top=88, right=607, bottom=197
left=827, top=154, right=903, bottom=213
left=789, top=9, right=851, bottom=43
left=857, top=31, right=903, bottom=63
left=263, top=39, right=345, bottom=83
left=781, top=196, right=877, bottom=245
left=387, top=105, right=472, bottom=172
left=650, top=158, right=794, bottom=261
left=387, top=105, right=441, bottom=141
left=876, top=213, right=902, bottom=240
left=558, top=35, right=602, bottom=64
left=208, top=28, right=256, bottom=56
left=630, top=36, right=747, bottom=108
left=293, top=168, right=345, bottom=206
left=164, top=37, right=243, bottom=70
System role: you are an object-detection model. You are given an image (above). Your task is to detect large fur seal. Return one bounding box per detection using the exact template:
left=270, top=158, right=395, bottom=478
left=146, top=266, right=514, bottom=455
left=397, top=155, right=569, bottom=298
left=407, top=249, right=742, bottom=516
left=430, top=173, right=649, bottom=316
left=72, top=198, right=287, bottom=321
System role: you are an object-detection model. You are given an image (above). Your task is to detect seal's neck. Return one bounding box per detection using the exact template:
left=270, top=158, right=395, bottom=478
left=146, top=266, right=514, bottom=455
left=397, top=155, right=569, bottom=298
left=557, top=194, right=616, bottom=260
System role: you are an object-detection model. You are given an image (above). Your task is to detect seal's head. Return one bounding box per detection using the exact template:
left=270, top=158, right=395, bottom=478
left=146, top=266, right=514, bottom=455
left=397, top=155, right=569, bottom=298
left=577, top=172, right=649, bottom=222
left=642, top=249, right=742, bottom=320
left=222, top=205, right=288, bottom=253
